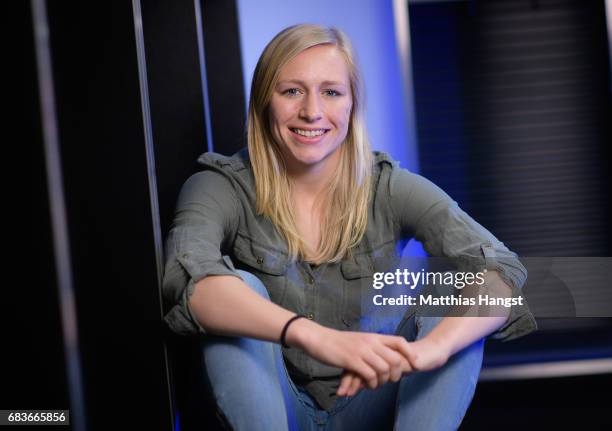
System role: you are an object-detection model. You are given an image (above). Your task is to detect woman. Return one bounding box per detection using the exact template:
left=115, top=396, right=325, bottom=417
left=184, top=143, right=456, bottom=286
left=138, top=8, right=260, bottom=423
left=162, top=24, right=536, bottom=430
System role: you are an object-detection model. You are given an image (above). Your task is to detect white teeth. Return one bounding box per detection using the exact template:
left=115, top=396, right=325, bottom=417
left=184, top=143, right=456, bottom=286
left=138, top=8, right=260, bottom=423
left=292, top=128, right=326, bottom=137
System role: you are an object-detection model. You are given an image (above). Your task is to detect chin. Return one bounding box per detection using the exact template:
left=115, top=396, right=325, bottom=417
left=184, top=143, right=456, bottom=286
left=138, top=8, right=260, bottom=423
left=291, top=148, right=331, bottom=166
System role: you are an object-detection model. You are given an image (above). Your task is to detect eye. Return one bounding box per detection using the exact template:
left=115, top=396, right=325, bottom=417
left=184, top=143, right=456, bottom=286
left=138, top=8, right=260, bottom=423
left=323, top=89, right=342, bottom=97
left=282, top=88, right=302, bottom=97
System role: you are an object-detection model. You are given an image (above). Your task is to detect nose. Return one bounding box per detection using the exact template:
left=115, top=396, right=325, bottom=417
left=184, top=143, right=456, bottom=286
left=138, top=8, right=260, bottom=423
left=299, top=93, right=322, bottom=122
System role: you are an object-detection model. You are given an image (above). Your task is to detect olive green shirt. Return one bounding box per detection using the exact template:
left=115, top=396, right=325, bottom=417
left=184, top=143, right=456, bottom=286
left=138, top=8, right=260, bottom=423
left=162, top=149, right=536, bottom=410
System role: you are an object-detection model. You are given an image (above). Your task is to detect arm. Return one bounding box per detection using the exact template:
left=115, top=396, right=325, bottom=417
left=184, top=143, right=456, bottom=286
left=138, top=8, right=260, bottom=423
left=337, top=165, right=536, bottom=396
left=163, top=169, right=299, bottom=341
left=191, top=274, right=415, bottom=389
left=189, top=274, right=301, bottom=341
left=390, top=167, right=534, bottom=340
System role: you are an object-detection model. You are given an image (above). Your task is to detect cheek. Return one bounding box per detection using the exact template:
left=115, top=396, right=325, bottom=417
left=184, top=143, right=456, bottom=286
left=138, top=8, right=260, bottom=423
left=269, top=99, right=298, bottom=126
left=268, top=105, right=281, bottom=126
left=268, top=107, right=289, bottom=138
left=333, top=103, right=352, bottom=130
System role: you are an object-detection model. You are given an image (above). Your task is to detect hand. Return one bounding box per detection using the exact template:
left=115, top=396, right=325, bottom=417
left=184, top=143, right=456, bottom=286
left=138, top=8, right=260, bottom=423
left=336, top=336, right=451, bottom=397
left=288, top=320, right=415, bottom=391
left=403, top=336, right=451, bottom=372
left=336, top=342, right=415, bottom=396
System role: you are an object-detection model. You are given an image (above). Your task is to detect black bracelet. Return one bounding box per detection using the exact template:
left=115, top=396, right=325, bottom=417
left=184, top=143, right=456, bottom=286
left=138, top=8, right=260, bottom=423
left=280, top=314, right=306, bottom=348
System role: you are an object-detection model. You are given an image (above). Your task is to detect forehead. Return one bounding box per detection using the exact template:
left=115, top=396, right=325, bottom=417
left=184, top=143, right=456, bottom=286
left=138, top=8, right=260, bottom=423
left=277, top=44, right=350, bottom=85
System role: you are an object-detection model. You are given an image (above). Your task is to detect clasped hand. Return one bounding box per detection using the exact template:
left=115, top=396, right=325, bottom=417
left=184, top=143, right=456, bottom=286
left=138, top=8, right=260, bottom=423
left=301, top=327, right=451, bottom=397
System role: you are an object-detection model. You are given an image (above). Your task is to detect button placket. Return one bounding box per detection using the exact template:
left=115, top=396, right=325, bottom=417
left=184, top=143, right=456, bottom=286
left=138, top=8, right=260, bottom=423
left=302, top=262, right=317, bottom=324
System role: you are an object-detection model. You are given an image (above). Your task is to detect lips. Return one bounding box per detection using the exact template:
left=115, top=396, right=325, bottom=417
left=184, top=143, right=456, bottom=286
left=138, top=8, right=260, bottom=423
left=290, top=127, right=329, bottom=137
left=289, top=127, right=330, bottom=144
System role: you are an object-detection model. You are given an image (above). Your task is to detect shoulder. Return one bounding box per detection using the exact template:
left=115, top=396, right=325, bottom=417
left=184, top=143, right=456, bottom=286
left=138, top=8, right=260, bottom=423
left=197, top=148, right=250, bottom=172
left=369, top=151, right=451, bottom=215
left=187, top=149, right=250, bottom=186
left=370, top=150, right=418, bottom=191
left=177, top=150, right=249, bottom=199
left=372, top=150, right=398, bottom=170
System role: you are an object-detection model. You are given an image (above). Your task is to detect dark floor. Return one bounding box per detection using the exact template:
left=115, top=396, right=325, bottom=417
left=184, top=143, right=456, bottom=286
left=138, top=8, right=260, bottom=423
left=461, top=373, right=612, bottom=430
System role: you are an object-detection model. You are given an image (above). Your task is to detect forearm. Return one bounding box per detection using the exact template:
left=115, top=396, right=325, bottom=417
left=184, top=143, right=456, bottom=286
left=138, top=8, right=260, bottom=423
left=189, top=275, right=320, bottom=344
left=424, top=271, right=512, bottom=357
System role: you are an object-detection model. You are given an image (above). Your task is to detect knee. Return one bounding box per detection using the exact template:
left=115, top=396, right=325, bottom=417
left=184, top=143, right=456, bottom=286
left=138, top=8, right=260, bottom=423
left=236, top=270, right=270, bottom=300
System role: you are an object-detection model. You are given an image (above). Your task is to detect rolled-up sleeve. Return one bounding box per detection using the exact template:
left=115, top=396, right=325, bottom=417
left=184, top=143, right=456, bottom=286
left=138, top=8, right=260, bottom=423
left=162, top=170, right=243, bottom=336
left=389, top=167, right=537, bottom=341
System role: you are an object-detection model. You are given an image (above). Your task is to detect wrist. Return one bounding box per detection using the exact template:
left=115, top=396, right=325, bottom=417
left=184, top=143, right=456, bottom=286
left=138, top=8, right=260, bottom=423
left=419, top=333, right=452, bottom=362
left=284, top=317, right=324, bottom=350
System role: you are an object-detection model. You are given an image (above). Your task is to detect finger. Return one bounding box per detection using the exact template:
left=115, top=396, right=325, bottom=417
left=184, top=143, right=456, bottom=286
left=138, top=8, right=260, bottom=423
left=385, top=336, right=415, bottom=373
left=351, top=360, right=378, bottom=390
left=373, top=344, right=404, bottom=383
left=348, top=373, right=363, bottom=396
left=362, top=350, right=391, bottom=388
left=337, top=373, right=353, bottom=396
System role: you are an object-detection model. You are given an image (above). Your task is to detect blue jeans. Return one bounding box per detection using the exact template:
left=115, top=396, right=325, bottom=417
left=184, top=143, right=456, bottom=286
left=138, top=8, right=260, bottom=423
left=200, top=270, right=484, bottom=430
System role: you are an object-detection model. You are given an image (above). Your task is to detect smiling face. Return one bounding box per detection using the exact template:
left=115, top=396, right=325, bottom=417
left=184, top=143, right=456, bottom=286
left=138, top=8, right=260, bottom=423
left=268, top=44, right=353, bottom=176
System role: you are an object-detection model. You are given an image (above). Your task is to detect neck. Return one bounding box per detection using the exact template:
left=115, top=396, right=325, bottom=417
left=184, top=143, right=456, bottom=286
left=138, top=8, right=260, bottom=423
left=288, top=167, right=330, bottom=197
left=286, top=150, right=341, bottom=198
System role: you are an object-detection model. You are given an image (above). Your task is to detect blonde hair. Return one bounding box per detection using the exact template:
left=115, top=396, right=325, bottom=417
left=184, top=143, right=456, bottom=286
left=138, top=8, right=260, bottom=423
left=247, top=24, right=373, bottom=264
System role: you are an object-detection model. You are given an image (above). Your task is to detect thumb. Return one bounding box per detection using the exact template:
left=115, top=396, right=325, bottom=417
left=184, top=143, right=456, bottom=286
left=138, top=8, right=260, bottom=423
left=389, top=337, right=417, bottom=372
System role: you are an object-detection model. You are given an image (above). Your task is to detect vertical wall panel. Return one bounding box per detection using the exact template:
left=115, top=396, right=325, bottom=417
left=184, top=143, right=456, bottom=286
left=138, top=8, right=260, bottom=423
left=12, top=0, right=70, bottom=415
left=140, top=0, right=209, bottom=238
left=410, top=0, right=611, bottom=257
left=200, top=0, right=247, bottom=156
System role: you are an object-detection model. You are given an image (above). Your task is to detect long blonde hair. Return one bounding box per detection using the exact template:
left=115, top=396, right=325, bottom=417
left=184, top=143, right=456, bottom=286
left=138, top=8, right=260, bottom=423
left=247, top=24, right=373, bottom=264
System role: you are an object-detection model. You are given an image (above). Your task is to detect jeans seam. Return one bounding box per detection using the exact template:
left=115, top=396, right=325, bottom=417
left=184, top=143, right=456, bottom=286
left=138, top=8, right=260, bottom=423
left=327, top=394, right=359, bottom=416
left=278, top=353, right=324, bottom=424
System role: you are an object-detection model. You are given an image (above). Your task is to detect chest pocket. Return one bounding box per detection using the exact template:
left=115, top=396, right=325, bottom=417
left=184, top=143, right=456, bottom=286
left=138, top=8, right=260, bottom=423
left=341, top=253, right=374, bottom=329
left=232, top=233, right=289, bottom=305
left=340, top=240, right=400, bottom=330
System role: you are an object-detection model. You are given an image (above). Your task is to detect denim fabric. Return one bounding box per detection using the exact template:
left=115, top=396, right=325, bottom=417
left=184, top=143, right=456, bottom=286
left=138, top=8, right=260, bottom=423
left=201, top=271, right=484, bottom=430
left=163, top=148, right=535, bottom=410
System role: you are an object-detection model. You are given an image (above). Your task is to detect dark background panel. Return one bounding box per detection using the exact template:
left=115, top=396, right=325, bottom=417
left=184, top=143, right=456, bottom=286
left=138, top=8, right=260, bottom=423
left=462, top=373, right=612, bottom=429
left=410, top=0, right=611, bottom=259
left=9, top=0, right=70, bottom=412
left=139, top=0, right=247, bottom=238
left=200, top=0, right=247, bottom=156
left=44, top=1, right=173, bottom=428
left=140, top=0, right=208, bottom=239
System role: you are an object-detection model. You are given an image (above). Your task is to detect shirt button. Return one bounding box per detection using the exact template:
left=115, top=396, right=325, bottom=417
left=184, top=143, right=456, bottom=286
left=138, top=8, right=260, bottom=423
left=307, top=276, right=314, bottom=284
left=307, top=313, right=314, bottom=320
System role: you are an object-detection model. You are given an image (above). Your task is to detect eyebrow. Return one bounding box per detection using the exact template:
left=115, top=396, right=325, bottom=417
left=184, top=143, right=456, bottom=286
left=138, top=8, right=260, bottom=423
left=277, top=79, right=347, bottom=87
